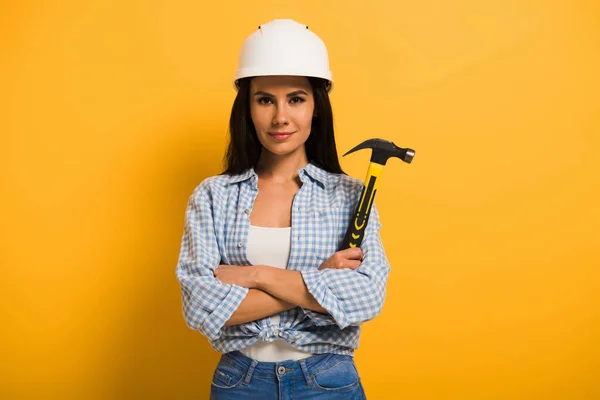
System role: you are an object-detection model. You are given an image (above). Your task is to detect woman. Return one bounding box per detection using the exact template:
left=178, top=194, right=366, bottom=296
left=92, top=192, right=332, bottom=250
left=176, top=19, right=390, bottom=399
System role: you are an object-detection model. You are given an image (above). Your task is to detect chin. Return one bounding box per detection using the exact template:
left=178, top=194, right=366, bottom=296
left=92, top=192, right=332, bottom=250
left=265, top=148, right=296, bottom=156
left=263, top=143, right=304, bottom=157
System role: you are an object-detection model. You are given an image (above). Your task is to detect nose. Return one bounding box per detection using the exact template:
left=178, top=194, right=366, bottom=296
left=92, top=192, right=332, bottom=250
left=272, top=104, right=289, bottom=126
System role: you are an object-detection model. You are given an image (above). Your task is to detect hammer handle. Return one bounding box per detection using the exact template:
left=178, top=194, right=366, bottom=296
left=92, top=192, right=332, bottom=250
left=340, top=162, right=385, bottom=249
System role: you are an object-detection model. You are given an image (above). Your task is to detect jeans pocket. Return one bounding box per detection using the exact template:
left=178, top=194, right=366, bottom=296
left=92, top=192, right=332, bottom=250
left=311, top=356, right=361, bottom=391
left=210, top=359, right=245, bottom=389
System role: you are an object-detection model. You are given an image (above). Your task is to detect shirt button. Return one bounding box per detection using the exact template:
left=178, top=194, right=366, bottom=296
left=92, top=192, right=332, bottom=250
left=237, top=241, right=244, bottom=248
left=244, top=208, right=250, bottom=215
left=277, top=366, right=286, bottom=375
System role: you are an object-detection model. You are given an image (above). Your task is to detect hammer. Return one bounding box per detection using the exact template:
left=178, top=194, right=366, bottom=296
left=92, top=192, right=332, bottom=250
left=340, top=138, right=415, bottom=250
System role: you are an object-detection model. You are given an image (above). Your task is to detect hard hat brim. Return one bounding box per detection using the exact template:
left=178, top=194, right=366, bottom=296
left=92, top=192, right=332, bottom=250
left=233, top=72, right=334, bottom=93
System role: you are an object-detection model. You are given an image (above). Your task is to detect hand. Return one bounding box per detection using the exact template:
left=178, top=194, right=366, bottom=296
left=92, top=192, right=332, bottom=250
left=214, top=265, right=259, bottom=288
left=318, top=248, right=363, bottom=271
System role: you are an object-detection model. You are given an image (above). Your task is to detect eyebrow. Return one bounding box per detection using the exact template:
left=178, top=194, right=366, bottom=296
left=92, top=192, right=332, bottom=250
left=253, top=90, right=308, bottom=97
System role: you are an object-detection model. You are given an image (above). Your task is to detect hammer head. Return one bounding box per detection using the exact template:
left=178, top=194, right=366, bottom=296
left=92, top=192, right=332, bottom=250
left=343, top=138, right=415, bottom=165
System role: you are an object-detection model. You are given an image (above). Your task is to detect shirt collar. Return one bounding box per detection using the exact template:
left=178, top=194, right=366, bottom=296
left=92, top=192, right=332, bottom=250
left=226, top=168, right=256, bottom=185
left=300, top=162, right=330, bottom=188
left=225, top=162, right=330, bottom=188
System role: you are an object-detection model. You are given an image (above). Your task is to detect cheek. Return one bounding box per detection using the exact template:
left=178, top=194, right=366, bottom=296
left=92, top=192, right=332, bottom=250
left=250, top=106, right=269, bottom=131
left=296, top=108, right=315, bottom=128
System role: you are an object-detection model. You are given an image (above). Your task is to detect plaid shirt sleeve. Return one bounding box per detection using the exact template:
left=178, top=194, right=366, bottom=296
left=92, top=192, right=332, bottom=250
left=301, top=201, right=391, bottom=330
left=175, top=184, right=249, bottom=341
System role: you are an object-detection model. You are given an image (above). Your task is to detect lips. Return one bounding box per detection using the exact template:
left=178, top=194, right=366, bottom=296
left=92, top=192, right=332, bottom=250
left=268, top=131, right=295, bottom=141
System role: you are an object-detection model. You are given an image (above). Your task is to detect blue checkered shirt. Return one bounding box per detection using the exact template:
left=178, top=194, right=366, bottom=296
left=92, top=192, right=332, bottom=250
left=176, top=162, right=391, bottom=356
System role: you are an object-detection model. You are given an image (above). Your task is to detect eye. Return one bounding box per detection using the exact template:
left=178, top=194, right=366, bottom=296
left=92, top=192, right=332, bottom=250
left=257, top=97, right=273, bottom=105
left=289, top=97, right=306, bottom=104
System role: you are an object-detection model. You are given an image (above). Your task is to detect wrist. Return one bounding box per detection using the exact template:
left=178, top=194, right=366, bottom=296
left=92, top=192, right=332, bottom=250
left=253, top=265, right=268, bottom=290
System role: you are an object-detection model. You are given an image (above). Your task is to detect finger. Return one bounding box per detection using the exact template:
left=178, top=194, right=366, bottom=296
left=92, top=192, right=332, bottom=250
left=339, top=247, right=363, bottom=260
left=318, top=260, right=334, bottom=271
left=328, top=259, right=361, bottom=270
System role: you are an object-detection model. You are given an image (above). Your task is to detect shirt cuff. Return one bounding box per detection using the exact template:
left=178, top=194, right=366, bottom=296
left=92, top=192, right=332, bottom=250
left=300, top=269, right=348, bottom=328
left=201, top=284, right=249, bottom=341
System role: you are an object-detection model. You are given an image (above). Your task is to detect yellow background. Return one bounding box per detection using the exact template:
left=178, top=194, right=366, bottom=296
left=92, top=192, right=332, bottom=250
left=1, top=0, right=599, bottom=398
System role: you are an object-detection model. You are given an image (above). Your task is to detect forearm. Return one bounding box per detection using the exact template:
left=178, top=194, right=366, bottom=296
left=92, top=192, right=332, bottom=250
left=256, top=266, right=329, bottom=314
left=224, top=288, right=295, bottom=326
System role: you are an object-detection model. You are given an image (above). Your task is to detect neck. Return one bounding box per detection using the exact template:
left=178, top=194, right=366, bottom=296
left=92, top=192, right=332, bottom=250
left=255, top=149, right=309, bottom=183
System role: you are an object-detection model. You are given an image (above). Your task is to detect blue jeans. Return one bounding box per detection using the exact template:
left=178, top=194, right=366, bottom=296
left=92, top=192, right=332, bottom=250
left=209, top=351, right=367, bottom=399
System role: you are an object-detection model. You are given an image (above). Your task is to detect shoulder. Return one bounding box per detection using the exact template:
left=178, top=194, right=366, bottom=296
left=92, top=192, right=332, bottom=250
left=325, top=171, right=381, bottom=213
left=329, top=172, right=364, bottom=198
left=189, top=173, right=240, bottom=204
left=331, top=173, right=364, bottom=192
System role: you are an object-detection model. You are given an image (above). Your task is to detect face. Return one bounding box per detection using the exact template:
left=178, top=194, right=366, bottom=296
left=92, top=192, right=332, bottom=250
left=249, top=75, right=315, bottom=159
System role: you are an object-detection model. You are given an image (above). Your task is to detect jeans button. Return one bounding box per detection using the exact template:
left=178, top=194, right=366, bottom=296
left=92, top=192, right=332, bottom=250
left=277, top=366, right=285, bottom=375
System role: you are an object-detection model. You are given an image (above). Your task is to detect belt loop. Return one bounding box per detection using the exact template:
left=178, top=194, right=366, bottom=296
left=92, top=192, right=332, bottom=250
left=243, top=359, right=259, bottom=386
left=299, top=359, right=313, bottom=387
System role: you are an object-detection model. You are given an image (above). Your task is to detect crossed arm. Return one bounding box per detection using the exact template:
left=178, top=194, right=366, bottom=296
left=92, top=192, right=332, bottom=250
left=220, top=269, right=320, bottom=326
left=218, top=248, right=363, bottom=326
left=177, top=190, right=389, bottom=339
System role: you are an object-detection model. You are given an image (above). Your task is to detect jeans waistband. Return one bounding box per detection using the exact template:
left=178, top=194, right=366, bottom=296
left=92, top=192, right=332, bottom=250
left=221, top=350, right=352, bottom=380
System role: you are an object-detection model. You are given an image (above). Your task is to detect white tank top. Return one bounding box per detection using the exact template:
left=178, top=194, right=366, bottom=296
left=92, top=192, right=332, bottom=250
left=240, top=225, right=313, bottom=362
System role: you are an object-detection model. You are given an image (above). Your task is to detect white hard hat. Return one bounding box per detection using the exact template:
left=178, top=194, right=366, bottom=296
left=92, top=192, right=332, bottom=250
left=234, top=19, right=333, bottom=92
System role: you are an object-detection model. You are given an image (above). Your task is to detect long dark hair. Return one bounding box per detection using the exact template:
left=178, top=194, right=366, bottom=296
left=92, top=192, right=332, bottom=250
left=222, top=77, right=345, bottom=175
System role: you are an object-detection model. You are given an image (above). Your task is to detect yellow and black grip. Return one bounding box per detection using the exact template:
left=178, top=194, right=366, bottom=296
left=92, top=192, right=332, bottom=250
left=341, top=162, right=385, bottom=249
left=339, top=138, right=415, bottom=250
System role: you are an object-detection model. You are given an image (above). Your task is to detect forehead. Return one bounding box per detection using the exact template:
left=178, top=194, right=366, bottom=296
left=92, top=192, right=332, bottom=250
left=250, top=75, right=312, bottom=93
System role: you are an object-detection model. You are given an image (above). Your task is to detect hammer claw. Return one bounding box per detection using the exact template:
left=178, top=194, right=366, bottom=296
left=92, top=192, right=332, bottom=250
left=343, top=138, right=415, bottom=165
